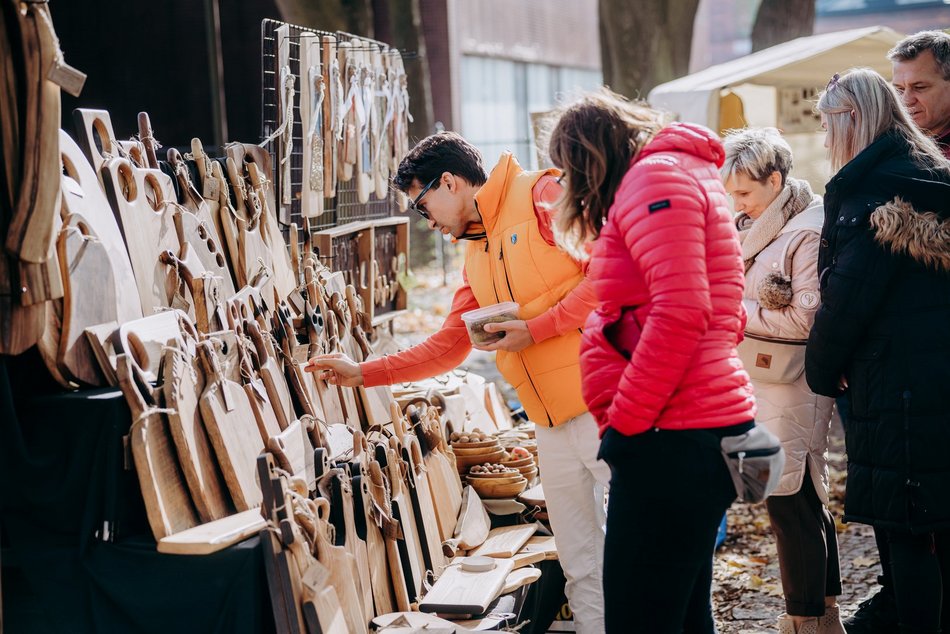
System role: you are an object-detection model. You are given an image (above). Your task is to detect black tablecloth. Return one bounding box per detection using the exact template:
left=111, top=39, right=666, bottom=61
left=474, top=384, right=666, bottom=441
left=0, top=353, right=274, bottom=634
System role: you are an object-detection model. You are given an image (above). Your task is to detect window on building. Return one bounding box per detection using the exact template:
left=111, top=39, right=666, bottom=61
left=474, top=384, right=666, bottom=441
left=461, top=55, right=601, bottom=169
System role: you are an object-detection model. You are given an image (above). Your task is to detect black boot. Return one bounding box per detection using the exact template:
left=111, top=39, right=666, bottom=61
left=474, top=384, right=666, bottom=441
left=843, top=579, right=898, bottom=634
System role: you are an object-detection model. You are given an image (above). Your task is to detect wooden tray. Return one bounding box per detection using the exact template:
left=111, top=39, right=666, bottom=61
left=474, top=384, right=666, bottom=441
left=418, top=557, right=514, bottom=615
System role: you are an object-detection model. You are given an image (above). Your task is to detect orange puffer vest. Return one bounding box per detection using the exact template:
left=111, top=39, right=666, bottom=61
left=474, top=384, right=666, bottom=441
left=465, top=153, right=587, bottom=426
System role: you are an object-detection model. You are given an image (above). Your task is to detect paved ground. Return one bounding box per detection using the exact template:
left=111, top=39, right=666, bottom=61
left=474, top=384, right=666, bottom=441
left=393, top=266, right=881, bottom=633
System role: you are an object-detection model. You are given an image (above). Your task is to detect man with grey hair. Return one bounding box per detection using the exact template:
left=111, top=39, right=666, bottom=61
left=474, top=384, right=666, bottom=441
left=890, top=29, right=950, bottom=157
left=843, top=29, right=950, bottom=634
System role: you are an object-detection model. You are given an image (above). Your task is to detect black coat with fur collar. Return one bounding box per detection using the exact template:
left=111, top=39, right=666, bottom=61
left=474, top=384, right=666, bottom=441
left=805, top=130, right=950, bottom=533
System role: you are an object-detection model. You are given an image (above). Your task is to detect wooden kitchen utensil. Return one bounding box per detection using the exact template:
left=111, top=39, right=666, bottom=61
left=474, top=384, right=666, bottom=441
left=246, top=319, right=295, bottom=430
left=442, top=485, right=491, bottom=557
left=117, top=308, right=192, bottom=382
left=418, top=557, right=515, bottom=615
left=351, top=432, right=396, bottom=616
left=383, top=446, right=426, bottom=602
left=117, top=354, right=200, bottom=540
left=367, top=456, right=411, bottom=612
left=196, top=342, right=264, bottom=511
left=309, top=497, right=369, bottom=633
left=469, top=524, right=536, bottom=559
left=162, top=347, right=233, bottom=523
left=55, top=216, right=116, bottom=387
left=157, top=508, right=265, bottom=555
left=59, top=129, right=142, bottom=323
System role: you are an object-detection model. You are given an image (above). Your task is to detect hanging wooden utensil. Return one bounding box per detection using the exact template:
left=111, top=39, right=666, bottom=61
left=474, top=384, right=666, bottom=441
left=351, top=432, right=396, bottom=615
left=245, top=319, right=295, bottom=430
left=383, top=445, right=426, bottom=603
left=309, top=497, right=369, bottom=633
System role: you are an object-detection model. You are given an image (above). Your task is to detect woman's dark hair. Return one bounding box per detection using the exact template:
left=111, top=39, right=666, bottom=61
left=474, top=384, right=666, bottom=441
left=392, top=131, right=488, bottom=192
left=547, top=88, right=668, bottom=245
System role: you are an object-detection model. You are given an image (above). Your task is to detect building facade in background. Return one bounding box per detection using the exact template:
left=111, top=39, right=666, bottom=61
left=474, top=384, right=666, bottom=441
left=421, top=0, right=602, bottom=169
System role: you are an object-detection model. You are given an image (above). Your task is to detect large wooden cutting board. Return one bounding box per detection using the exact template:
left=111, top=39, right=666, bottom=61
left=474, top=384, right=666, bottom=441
left=418, top=557, right=515, bottom=615
left=351, top=432, right=396, bottom=616
left=246, top=320, right=295, bottom=430
left=385, top=446, right=426, bottom=602
left=469, top=525, right=536, bottom=559
left=100, top=157, right=180, bottom=315
left=157, top=508, right=265, bottom=555
left=310, top=498, right=369, bottom=633
left=197, top=344, right=264, bottom=511
left=117, top=309, right=191, bottom=382
left=162, top=347, right=233, bottom=523
left=59, top=129, right=142, bottom=322
left=55, top=216, right=116, bottom=387
left=267, top=419, right=316, bottom=486
left=116, top=354, right=199, bottom=540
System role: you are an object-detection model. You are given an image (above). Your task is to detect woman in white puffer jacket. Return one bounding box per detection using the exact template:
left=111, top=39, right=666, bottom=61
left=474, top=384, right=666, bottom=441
left=722, top=128, right=843, bottom=634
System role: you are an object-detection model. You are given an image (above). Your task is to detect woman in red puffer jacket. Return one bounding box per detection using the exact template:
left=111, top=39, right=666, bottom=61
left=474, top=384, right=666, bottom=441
left=548, top=89, right=756, bottom=633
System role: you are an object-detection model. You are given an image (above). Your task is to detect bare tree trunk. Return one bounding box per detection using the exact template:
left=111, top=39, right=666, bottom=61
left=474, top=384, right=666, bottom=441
left=751, top=0, right=815, bottom=53
left=599, top=0, right=700, bottom=99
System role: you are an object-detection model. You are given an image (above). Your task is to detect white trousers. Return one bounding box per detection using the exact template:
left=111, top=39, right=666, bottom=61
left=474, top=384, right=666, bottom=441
left=534, top=412, right=611, bottom=634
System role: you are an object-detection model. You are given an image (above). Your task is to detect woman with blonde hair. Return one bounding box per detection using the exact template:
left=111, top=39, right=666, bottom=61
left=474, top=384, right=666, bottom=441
left=806, top=68, right=950, bottom=634
left=548, top=88, right=757, bottom=632
left=721, top=127, right=843, bottom=634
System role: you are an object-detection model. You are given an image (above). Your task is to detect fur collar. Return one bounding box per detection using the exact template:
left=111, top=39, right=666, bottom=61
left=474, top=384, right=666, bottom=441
left=870, top=198, right=950, bottom=272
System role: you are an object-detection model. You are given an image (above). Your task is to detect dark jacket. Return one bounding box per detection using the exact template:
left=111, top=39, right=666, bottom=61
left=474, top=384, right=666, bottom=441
left=805, top=130, right=950, bottom=533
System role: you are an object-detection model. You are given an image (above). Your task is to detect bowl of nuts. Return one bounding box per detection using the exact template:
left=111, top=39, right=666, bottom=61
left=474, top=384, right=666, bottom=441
left=460, top=302, right=520, bottom=346
left=467, top=473, right=528, bottom=499
left=467, top=463, right=521, bottom=479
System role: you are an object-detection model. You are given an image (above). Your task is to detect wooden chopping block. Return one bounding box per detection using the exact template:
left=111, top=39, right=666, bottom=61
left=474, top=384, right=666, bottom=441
left=321, top=35, right=338, bottom=197
left=392, top=406, right=445, bottom=575
left=245, top=160, right=295, bottom=301
left=99, top=157, right=181, bottom=315
left=162, top=347, right=233, bottom=523
left=309, top=498, right=369, bottom=633
left=469, top=524, right=536, bottom=559
left=384, top=445, right=426, bottom=602
left=246, top=320, right=295, bottom=430
left=407, top=406, right=460, bottom=543
left=300, top=560, right=348, bottom=634
left=367, top=456, right=411, bottom=612
left=59, top=130, right=142, bottom=322
left=500, top=566, right=542, bottom=594
left=418, top=557, right=515, bottom=615
left=54, top=216, right=116, bottom=387
left=157, top=508, right=265, bottom=555
left=326, top=468, right=373, bottom=625
left=267, top=419, right=317, bottom=487
left=299, top=32, right=324, bottom=220
left=351, top=432, right=396, bottom=616
left=117, top=309, right=193, bottom=382
left=116, top=354, right=200, bottom=540
left=196, top=342, right=264, bottom=511
left=174, top=202, right=235, bottom=299
left=83, top=321, right=120, bottom=386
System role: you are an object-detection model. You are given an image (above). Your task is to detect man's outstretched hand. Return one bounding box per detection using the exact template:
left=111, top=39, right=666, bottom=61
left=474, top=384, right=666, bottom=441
left=473, top=320, right=535, bottom=352
left=305, top=352, right=364, bottom=387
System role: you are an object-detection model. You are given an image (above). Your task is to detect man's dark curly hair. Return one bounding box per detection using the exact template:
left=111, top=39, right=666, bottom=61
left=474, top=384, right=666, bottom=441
left=392, top=131, right=488, bottom=193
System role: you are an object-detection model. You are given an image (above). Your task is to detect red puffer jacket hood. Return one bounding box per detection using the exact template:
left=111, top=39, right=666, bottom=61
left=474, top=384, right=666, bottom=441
left=581, top=123, right=756, bottom=437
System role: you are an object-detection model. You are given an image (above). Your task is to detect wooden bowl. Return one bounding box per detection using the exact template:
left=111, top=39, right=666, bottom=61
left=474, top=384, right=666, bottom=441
left=455, top=448, right=505, bottom=472
left=451, top=442, right=502, bottom=456
left=449, top=438, right=497, bottom=450
left=465, top=467, right=520, bottom=478
left=499, top=455, right=533, bottom=469
left=466, top=473, right=523, bottom=486
left=468, top=476, right=527, bottom=499
left=517, top=465, right=539, bottom=480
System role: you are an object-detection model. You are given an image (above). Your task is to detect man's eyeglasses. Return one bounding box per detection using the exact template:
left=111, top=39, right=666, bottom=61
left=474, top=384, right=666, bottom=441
left=408, top=176, right=439, bottom=219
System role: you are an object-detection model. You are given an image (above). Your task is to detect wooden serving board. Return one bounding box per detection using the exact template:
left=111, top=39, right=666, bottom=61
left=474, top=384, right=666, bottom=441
left=157, top=508, right=265, bottom=555
left=520, top=535, right=559, bottom=561
left=197, top=344, right=264, bottom=511
left=56, top=216, right=116, bottom=387
left=418, top=557, right=515, bottom=615
left=367, top=457, right=411, bottom=612
left=83, top=321, right=120, bottom=386
left=469, top=525, right=536, bottom=559
left=246, top=320, right=295, bottom=430
left=310, top=498, right=369, bottom=633
left=267, top=419, right=316, bottom=486
left=117, top=309, right=191, bottom=382
left=100, top=157, right=180, bottom=315
left=117, top=354, right=199, bottom=540
left=162, top=347, right=233, bottom=523
left=59, top=129, right=142, bottom=322
left=300, top=31, right=324, bottom=219
left=385, top=446, right=427, bottom=602
left=330, top=469, right=373, bottom=625
left=351, top=432, right=396, bottom=616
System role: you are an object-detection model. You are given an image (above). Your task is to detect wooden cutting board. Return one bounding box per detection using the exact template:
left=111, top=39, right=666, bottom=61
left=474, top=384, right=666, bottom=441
left=519, top=535, right=559, bottom=561
left=55, top=216, right=116, bottom=387
left=162, top=347, right=233, bottom=523
left=418, top=557, right=515, bottom=615
left=157, top=508, right=265, bottom=555
left=59, top=130, right=142, bottom=323
left=385, top=446, right=426, bottom=602
left=246, top=320, right=295, bottom=430
left=309, top=498, right=369, bottom=633
left=116, top=354, right=199, bottom=540
left=267, top=419, right=316, bottom=486
left=174, top=204, right=235, bottom=298
left=246, top=160, right=295, bottom=301
left=330, top=469, right=373, bottom=625
left=196, top=343, right=264, bottom=511
left=300, top=31, right=324, bottom=219
left=83, top=321, right=120, bottom=386
left=300, top=560, right=348, bottom=634
left=351, top=432, right=396, bottom=616
left=367, top=457, right=411, bottom=612
left=100, top=157, right=180, bottom=315
left=117, top=309, right=191, bottom=382
left=469, top=525, right=536, bottom=559
left=321, top=35, right=338, bottom=197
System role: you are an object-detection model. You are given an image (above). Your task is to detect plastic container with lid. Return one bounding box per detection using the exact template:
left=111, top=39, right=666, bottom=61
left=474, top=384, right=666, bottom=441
left=460, top=301, right=520, bottom=345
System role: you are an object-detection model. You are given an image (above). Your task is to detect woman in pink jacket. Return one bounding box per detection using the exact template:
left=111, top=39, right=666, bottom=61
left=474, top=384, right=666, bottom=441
left=548, top=89, right=757, bottom=633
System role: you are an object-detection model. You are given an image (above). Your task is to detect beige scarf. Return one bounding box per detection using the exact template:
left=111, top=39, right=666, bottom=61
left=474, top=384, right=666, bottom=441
left=736, top=177, right=817, bottom=272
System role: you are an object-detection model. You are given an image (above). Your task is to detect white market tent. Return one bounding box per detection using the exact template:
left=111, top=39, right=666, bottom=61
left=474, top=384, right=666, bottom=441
left=648, top=26, right=904, bottom=190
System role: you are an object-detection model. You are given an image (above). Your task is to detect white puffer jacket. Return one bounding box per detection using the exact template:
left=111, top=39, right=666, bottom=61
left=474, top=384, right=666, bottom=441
left=740, top=196, right=835, bottom=502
